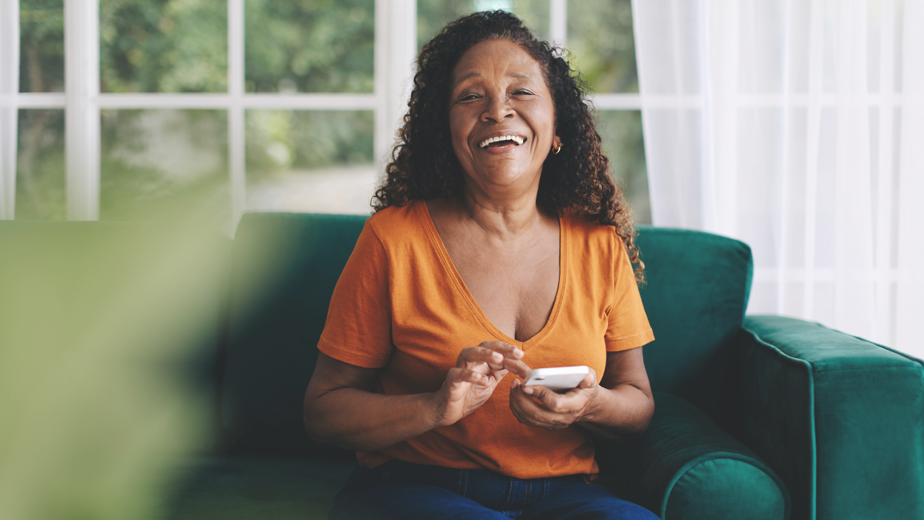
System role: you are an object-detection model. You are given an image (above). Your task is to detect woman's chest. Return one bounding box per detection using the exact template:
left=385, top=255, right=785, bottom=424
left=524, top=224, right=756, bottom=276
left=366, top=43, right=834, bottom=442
left=451, top=243, right=560, bottom=343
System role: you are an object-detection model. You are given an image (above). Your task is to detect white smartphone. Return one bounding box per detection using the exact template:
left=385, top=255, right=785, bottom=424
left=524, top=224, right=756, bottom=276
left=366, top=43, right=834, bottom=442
left=523, top=366, right=590, bottom=393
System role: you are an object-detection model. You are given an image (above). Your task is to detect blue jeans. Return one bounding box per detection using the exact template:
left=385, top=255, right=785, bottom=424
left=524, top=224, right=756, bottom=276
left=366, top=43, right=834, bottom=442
left=329, top=460, right=658, bottom=520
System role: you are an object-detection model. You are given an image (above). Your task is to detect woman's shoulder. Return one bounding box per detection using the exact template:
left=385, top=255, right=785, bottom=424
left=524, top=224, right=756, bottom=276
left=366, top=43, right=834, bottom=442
left=366, top=200, right=430, bottom=244
left=561, top=211, right=632, bottom=270
left=562, top=211, right=618, bottom=244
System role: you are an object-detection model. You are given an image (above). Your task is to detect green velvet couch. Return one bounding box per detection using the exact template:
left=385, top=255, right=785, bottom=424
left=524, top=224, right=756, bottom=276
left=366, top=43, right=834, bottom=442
left=3, top=214, right=922, bottom=520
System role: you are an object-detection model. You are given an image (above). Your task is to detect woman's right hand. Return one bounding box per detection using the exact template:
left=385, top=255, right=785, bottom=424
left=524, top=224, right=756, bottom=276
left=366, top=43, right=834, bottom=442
left=429, top=341, right=530, bottom=427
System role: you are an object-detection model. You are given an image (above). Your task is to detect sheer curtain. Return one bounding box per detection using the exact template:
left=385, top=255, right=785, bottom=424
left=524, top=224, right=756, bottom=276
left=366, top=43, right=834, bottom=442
left=630, top=0, right=923, bottom=355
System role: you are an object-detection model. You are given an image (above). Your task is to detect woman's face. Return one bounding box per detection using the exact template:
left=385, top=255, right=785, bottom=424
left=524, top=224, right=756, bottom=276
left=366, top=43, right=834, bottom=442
left=448, top=38, right=558, bottom=198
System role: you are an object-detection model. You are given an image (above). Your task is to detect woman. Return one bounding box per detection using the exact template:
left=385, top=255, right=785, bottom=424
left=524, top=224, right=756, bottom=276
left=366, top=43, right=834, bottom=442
left=304, top=11, right=657, bottom=520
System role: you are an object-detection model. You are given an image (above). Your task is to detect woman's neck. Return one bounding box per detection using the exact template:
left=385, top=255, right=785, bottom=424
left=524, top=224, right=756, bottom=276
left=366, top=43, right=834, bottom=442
left=456, top=184, right=547, bottom=241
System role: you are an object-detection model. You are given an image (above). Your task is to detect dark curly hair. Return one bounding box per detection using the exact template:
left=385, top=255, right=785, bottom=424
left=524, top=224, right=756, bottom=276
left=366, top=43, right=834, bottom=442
left=373, top=10, right=644, bottom=282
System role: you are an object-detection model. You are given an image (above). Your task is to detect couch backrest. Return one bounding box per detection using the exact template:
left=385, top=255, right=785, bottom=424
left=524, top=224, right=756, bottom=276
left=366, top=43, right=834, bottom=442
left=221, top=213, right=366, bottom=456
left=221, top=215, right=752, bottom=455
left=635, top=227, right=753, bottom=417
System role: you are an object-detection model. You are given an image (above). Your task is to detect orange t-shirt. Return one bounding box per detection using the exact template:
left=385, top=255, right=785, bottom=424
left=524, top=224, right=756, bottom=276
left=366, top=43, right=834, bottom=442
left=318, top=200, right=654, bottom=479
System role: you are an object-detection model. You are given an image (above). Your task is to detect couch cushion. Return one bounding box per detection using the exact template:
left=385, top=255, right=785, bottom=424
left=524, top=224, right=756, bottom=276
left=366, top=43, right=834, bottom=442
left=611, top=392, right=789, bottom=520
left=634, top=227, right=752, bottom=417
left=165, top=456, right=356, bottom=520
left=222, top=213, right=367, bottom=455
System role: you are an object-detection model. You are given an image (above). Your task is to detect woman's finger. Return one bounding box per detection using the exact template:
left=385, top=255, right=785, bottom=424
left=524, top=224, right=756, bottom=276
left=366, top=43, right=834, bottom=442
left=509, top=382, right=568, bottom=430
left=523, top=384, right=570, bottom=413
left=538, top=384, right=599, bottom=415
left=445, top=366, right=499, bottom=385
left=476, top=341, right=529, bottom=377
left=478, top=341, right=525, bottom=359
left=456, top=347, right=503, bottom=369
left=457, top=344, right=525, bottom=371
left=501, top=357, right=531, bottom=379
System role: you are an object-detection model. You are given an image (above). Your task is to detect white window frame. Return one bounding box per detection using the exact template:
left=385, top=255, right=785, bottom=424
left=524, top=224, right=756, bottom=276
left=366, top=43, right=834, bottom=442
left=0, top=0, right=22, bottom=220
left=0, top=0, right=648, bottom=224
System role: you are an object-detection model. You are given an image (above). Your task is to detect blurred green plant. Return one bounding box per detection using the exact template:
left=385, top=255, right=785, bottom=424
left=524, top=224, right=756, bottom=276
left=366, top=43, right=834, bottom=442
left=0, top=222, right=230, bottom=520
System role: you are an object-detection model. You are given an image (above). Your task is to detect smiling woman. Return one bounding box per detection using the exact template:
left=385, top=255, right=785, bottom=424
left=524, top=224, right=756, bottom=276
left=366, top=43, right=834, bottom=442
left=303, top=10, right=658, bottom=520
left=374, top=11, right=643, bottom=277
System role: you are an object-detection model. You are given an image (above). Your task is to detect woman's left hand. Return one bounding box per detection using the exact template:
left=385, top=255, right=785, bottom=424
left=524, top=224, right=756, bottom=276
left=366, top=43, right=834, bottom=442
left=508, top=370, right=600, bottom=430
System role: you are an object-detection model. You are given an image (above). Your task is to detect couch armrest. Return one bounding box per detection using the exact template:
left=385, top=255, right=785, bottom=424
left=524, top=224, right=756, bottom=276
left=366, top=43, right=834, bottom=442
left=735, top=315, right=924, bottom=520
left=601, top=392, right=789, bottom=520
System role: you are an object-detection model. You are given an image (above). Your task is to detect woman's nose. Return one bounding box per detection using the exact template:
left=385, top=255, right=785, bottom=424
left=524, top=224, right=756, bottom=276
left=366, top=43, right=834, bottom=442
left=481, top=95, right=514, bottom=122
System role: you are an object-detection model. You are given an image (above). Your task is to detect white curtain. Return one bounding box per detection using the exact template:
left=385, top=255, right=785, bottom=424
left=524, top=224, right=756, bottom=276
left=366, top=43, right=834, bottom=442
left=631, top=0, right=924, bottom=355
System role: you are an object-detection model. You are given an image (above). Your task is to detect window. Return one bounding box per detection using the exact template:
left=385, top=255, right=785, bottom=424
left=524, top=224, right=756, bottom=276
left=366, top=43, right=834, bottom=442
left=1, top=0, right=649, bottom=226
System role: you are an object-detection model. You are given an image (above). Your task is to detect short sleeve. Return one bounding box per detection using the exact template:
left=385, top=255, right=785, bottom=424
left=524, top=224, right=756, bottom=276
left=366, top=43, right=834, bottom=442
left=604, top=237, right=655, bottom=352
left=317, top=221, right=393, bottom=368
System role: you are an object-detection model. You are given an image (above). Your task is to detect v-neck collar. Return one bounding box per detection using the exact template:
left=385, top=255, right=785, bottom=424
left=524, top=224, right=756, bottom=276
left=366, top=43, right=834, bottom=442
left=418, top=199, right=566, bottom=350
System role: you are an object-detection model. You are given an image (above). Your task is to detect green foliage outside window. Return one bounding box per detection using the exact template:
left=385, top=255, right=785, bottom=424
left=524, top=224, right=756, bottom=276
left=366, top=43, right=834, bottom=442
left=19, top=0, right=64, bottom=93
left=417, top=0, right=549, bottom=51
left=18, top=2, right=66, bottom=221
left=567, top=0, right=638, bottom=94
left=243, top=0, right=377, bottom=177
left=15, top=110, right=66, bottom=221
left=245, top=0, right=375, bottom=93
left=99, top=110, right=231, bottom=222
left=597, top=111, right=649, bottom=223
left=99, top=0, right=228, bottom=93
left=245, top=111, right=374, bottom=179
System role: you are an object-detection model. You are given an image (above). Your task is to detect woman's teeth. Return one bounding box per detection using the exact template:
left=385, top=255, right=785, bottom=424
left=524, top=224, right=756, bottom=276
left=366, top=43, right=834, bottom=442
left=478, top=135, right=525, bottom=148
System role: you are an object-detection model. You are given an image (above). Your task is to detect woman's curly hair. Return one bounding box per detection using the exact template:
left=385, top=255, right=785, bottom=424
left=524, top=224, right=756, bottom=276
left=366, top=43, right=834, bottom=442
left=373, top=10, right=644, bottom=282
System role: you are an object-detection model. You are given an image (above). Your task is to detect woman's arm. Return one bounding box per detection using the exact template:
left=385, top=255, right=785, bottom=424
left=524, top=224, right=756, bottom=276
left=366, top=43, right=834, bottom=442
left=304, top=342, right=530, bottom=452
left=508, top=347, right=654, bottom=439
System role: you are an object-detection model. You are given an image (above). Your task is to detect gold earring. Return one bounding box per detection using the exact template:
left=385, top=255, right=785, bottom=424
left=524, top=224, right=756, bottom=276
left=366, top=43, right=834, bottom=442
left=552, top=143, right=562, bottom=154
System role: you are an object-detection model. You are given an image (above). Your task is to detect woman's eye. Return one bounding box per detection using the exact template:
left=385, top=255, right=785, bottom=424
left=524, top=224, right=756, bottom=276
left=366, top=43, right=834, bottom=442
left=513, top=90, right=532, bottom=95
left=459, top=93, right=479, bottom=101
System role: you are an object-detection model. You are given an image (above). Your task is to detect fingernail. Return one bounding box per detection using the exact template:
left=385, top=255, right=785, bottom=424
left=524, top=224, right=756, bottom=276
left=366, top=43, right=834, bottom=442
left=523, top=386, right=534, bottom=395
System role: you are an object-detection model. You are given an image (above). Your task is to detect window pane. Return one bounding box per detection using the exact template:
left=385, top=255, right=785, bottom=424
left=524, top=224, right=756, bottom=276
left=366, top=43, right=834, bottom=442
left=245, top=110, right=376, bottom=213
left=567, top=0, right=638, bottom=93
left=245, top=0, right=374, bottom=93
left=100, top=110, right=230, bottom=221
left=100, top=0, right=227, bottom=93
left=19, top=0, right=64, bottom=92
left=596, top=110, right=650, bottom=224
left=417, top=0, right=550, bottom=50
left=15, top=109, right=65, bottom=220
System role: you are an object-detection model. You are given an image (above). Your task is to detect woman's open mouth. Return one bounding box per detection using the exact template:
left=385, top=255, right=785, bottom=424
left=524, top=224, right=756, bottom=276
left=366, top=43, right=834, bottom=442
left=478, top=135, right=526, bottom=149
